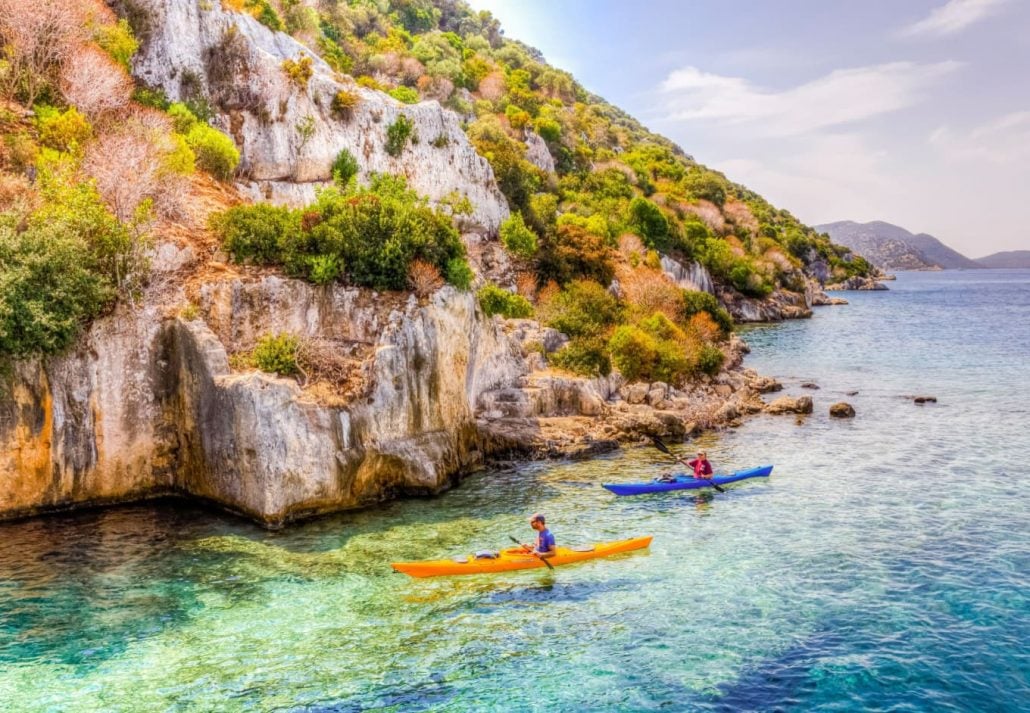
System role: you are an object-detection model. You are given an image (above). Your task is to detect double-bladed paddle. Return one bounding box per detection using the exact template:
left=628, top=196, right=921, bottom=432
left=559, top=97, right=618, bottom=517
left=649, top=435, right=726, bottom=492
left=509, top=535, right=555, bottom=570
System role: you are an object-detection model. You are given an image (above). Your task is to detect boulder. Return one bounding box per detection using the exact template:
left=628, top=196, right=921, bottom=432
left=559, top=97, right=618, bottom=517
left=800, top=382, right=820, bottom=390
left=765, top=395, right=813, bottom=415
left=749, top=375, right=783, bottom=393
left=829, top=402, right=856, bottom=418
left=623, top=383, right=649, bottom=405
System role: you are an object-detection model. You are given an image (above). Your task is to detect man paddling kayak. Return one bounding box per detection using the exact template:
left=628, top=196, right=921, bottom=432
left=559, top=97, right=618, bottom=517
left=523, top=513, right=556, bottom=559
left=658, top=450, right=714, bottom=482
left=688, top=451, right=714, bottom=479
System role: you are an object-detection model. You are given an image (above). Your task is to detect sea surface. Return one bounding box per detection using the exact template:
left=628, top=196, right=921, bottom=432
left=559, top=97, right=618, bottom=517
left=1, top=270, right=1028, bottom=712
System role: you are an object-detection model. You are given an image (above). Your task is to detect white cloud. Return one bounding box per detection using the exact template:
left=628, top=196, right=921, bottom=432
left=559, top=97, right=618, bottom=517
left=657, top=61, right=961, bottom=137
left=714, top=134, right=898, bottom=226
left=930, top=111, right=1030, bottom=163
left=901, top=0, right=1010, bottom=38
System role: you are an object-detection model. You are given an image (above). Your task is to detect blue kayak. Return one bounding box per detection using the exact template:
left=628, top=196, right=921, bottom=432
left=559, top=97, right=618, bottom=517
left=602, top=465, right=774, bottom=496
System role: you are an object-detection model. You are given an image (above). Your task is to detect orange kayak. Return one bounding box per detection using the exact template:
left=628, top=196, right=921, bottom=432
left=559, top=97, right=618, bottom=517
left=391, top=536, right=653, bottom=578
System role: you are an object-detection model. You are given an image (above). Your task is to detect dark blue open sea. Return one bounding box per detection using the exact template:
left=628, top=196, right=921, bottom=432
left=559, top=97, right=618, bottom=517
left=1, top=270, right=1028, bottom=711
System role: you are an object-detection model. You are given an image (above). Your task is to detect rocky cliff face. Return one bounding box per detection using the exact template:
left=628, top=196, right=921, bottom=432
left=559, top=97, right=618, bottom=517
left=131, top=0, right=509, bottom=233
left=0, top=251, right=527, bottom=525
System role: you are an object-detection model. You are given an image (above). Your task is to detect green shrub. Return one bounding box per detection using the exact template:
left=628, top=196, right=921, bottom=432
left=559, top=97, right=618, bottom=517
left=505, top=104, right=531, bottom=130
left=331, top=148, right=359, bottom=187
left=607, top=325, right=656, bottom=382
left=385, top=115, right=414, bottom=156
left=680, top=290, right=733, bottom=334
left=534, top=116, right=561, bottom=142
left=162, top=134, right=196, bottom=175
left=445, top=257, right=474, bottom=290
left=35, top=106, right=92, bottom=154
left=537, top=224, right=615, bottom=286
left=683, top=168, right=729, bottom=206
left=331, top=90, right=360, bottom=119
left=543, top=279, right=621, bottom=338
left=252, top=333, right=299, bottom=375
left=167, top=102, right=199, bottom=134
left=308, top=175, right=465, bottom=290
left=307, top=254, right=341, bottom=285
left=133, top=87, right=171, bottom=110
left=389, top=86, right=420, bottom=104
left=213, top=203, right=301, bottom=265
left=627, top=197, right=669, bottom=251
left=477, top=284, right=533, bottom=318
left=0, top=221, right=113, bottom=359
left=499, top=211, right=538, bottom=258
left=696, top=343, right=725, bottom=376
left=549, top=337, right=611, bottom=377
left=281, top=55, right=313, bottom=89
left=185, top=124, right=240, bottom=180
left=93, top=19, right=139, bottom=71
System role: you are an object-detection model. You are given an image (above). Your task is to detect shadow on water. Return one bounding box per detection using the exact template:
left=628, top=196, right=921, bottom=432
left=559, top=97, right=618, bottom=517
left=0, top=503, right=272, bottom=671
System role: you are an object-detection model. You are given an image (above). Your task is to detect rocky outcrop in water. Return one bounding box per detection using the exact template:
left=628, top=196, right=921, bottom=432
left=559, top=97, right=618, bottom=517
left=826, top=276, right=889, bottom=291
left=829, top=402, right=855, bottom=418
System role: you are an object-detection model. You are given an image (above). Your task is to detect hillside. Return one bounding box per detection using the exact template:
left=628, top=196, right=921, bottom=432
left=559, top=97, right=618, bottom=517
left=0, top=0, right=869, bottom=524
left=976, top=250, right=1030, bottom=268
left=816, top=220, right=980, bottom=271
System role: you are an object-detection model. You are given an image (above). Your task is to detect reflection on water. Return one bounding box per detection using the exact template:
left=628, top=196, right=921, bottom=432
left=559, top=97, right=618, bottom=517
left=1, top=271, right=1029, bottom=711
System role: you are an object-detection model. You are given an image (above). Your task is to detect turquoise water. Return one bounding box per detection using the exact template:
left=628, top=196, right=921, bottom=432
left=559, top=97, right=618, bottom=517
left=1, top=270, right=1028, bottom=711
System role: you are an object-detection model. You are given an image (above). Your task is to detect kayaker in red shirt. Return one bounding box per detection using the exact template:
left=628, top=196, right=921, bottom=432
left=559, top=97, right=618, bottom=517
left=688, top=451, right=713, bottom=479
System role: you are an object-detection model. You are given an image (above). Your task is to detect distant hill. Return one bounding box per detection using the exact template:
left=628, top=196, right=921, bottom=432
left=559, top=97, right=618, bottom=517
left=976, top=251, right=1030, bottom=268
left=815, top=220, right=981, bottom=271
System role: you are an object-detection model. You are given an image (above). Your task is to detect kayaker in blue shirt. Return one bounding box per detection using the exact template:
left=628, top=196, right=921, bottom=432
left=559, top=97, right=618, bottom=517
left=525, top=513, right=556, bottom=559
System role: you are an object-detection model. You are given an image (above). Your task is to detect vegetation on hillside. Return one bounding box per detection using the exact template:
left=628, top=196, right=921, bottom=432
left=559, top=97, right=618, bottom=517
left=202, top=0, right=871, bottom=383
left=0, top=0, right=242, bottom=363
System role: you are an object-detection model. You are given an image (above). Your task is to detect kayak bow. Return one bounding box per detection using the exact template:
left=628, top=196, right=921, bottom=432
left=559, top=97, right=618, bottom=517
left=391, top=536, right=652, bottom=578
left=602, top=465, right=773, bottom=496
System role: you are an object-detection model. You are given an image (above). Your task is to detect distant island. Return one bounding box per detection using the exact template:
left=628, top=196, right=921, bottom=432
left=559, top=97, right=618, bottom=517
left=816, top=221, right=981, bottom=271
left=975, top=251, right=1030, bottom=269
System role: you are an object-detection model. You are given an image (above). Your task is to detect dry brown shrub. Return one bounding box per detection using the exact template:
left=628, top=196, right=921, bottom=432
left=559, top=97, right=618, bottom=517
left=478, top=71, right=505, bottom=101
left=0, top=0, right=88, bottom=104
left=515, top=271, right=538, bottom=302
left=688, top=312, right=721, bottom=343
left=0, top=171, right=37, bottom=214
left=763, top=248, right=794, bottom=273
left=399, top=56, right=425, bottom=85
left=417, top=74, right=454, bottom=102
left=83, top=108, right=188, bottom=221
left=621, top=267, right=682, bottom=320
left=618, top=233, right=645, bottom=261
left=682, top=199, right=725, bottom=234
left=408, top=259, right=444, bottom=297
left=296, top=335, right=360, bottom=393
left=536, top=279, right=561, bottom=308
left=61, top=44, right=133, bottom=120
left=723, top=199, right=758, bottom=234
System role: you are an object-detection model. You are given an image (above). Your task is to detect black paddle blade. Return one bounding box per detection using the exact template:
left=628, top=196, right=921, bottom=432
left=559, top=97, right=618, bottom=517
left=649, top=435, right=672, bottom=455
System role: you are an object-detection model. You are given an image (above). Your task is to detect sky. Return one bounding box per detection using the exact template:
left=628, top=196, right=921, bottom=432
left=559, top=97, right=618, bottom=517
left=466, top=0, right=1030, bottom=257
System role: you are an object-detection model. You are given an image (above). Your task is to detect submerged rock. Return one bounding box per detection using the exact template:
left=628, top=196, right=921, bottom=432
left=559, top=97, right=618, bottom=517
left=829, top=402, right=856, bottom=418
left=913, top=395, right=938, bottom=404
left=765, top=395, right=814, bottom=415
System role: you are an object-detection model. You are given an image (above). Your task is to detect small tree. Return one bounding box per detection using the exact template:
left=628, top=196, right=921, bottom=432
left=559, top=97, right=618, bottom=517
left=385, top=114, right=414, bottom=156
left=331, top=148, right=358, bottom=187
left=499, top=211, right=538, bottom=258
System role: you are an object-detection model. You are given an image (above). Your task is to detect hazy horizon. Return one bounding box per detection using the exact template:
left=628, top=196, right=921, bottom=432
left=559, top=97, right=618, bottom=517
left=468, top=0, right=1030, bottom=257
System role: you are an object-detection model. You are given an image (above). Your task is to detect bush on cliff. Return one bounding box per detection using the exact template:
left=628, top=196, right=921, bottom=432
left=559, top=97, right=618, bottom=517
left=680, top=290, right=733, bottom=335
left=213, top=174, right=471, bottom=292
left=477, top=284, right=533, bottom=319
left=549, top=336, right=611, bottom=377
left=0, top=218, right=113, bottom=360
left=540, top=279, right=621, bottom=339
left=252, top=332, right=300, bottom=376
left=499, top=211, right=537, bottom=258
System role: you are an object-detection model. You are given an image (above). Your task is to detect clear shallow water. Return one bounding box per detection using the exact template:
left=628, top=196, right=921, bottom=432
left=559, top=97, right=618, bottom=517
left=1, top=270, right=1028, bottom=712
